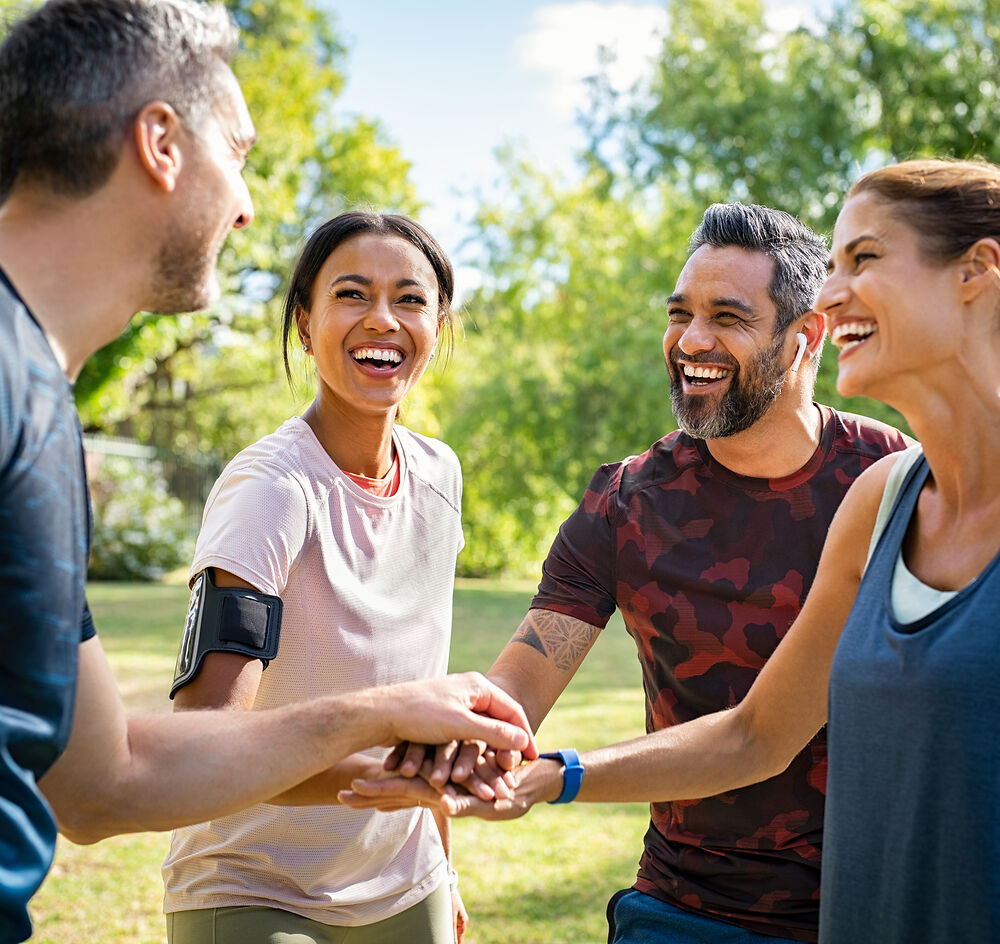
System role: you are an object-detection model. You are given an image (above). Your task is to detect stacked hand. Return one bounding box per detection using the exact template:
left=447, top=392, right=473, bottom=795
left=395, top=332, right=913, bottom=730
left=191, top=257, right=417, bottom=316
left=339, top=736, right=564, bottom=820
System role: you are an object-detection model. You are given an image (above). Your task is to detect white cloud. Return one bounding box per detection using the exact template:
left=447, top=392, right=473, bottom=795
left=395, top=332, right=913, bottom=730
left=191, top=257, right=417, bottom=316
left=517, top=2, right=668, bottom=119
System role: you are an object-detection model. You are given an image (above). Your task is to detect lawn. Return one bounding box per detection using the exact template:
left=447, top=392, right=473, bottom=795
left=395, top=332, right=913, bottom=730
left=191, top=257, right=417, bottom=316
left=29, top=579, right=649, bottom=944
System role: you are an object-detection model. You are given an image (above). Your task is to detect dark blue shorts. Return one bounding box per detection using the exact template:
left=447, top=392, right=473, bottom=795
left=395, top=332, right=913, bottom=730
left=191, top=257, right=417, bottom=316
left=607, top=889, right=798, bottom=944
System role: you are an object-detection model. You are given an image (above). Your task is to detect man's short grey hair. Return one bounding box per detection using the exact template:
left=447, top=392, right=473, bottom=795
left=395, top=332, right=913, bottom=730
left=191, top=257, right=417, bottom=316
left=0, top=0, right=238, bottom=204
left=688, top=203, right=828, bottom=335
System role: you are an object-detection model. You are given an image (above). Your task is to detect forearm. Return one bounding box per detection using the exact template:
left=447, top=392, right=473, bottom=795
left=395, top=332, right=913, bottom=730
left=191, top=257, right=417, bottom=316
left=487, top=608, right=601, bottom=731
left=507, top=707, right=791, bottom=811
left=45, top=689, right=393, bottom=842
left=575, top=708, right=787, bottom=802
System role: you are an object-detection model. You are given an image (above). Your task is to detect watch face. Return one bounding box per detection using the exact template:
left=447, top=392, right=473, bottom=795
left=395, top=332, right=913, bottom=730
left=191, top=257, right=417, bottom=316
left=176, top=572, right=205, bottom=676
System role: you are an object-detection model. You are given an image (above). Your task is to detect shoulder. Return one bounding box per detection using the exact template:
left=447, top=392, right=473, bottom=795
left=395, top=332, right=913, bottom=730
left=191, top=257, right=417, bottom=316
left=826, top=406, right=914, bottom=461
left=395, top=425, right=462, bottom=507
left=615, top=429, right=699, bottom=499
left=206, top=422, right=313, bottom=514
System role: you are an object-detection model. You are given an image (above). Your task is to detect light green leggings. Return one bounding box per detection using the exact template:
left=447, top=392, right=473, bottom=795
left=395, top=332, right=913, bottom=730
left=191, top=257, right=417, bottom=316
left=166, top=881, right=452, bottom=944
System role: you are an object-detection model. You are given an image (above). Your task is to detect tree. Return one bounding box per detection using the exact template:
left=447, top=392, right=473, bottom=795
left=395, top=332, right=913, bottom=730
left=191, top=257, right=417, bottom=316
left=445, top=0, right=998, bottom=574
left=432, top=155, right=701, bottom=574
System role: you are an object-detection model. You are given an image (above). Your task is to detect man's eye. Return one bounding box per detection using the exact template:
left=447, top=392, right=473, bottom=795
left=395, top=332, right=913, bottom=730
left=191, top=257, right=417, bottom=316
left=667, top=309, right=690, bottom=322
left=715, top=313, right=741, bottom=325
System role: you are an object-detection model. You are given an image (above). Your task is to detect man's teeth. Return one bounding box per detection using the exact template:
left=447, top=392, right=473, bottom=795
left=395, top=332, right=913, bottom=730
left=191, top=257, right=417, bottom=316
left=353, top=347, right=402, bottom=364
left=831, top=321, right=877, bottom=352
left=683, top=365, right=730, bottom=381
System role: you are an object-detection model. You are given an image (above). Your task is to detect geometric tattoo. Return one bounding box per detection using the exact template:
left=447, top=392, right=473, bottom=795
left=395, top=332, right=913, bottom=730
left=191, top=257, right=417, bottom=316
left=511, top=608, right=601, bottom=672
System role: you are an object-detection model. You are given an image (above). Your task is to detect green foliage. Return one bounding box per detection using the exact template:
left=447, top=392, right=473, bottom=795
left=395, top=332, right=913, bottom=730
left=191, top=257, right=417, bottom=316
left=31, top=580, right=648, bottom=944
left=433, top=156, right=701, bottom=575
left=438, top=0, right=988, bottom=576
left=73, top=0, right=420, bottom=464
left=88, top=457, right=194, bottom=581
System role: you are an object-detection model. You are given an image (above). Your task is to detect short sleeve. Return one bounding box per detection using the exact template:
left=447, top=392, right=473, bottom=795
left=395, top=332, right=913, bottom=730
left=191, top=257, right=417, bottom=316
left=192, top=461, right=308, bottom=596
left=80, top=600, right=96, bottom=641
left=531, top=463, right=620, bottom=628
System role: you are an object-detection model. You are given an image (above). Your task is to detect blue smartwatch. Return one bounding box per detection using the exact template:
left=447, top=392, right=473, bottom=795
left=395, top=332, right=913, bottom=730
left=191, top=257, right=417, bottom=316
left=540, top=748, right=584, bottom=804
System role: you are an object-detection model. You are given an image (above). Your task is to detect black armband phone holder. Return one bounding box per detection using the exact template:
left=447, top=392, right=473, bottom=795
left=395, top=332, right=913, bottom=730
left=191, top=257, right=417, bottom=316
left=170, top=569, right=283, bottom=698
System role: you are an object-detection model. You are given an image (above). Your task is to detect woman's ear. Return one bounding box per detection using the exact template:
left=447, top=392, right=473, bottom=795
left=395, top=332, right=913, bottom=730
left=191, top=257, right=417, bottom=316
left=294, top=303, right=311, bottom=351
left=958, top=238, right=1000, bottom=302
left=133, top=101, right=183, bottom=193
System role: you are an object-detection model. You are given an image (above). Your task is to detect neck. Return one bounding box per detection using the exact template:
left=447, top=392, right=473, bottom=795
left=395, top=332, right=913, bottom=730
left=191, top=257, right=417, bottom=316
left=702, top=392, right=822, bottom=479
left=303, top=399, right=396, bottom=479
left=0, top=185, right=153, bottom=380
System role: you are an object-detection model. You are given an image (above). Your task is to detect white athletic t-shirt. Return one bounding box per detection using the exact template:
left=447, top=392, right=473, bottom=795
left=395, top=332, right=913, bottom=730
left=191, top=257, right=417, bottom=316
left=162, top=417, right=464, bottom=926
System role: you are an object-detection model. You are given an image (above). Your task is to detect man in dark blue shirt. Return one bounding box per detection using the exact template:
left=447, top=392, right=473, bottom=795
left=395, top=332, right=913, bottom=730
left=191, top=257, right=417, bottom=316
left=0, top=3, right=534, bottom=940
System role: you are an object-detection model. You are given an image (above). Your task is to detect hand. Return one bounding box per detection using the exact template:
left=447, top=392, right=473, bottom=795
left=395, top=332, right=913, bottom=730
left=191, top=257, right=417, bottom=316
left=385, top=740, right=520, bottom=801
left=380, top=673, right=538, bottom=759
left=342, top=756, right=564, bottom=819
left=453, top=887, right=468, bottom=944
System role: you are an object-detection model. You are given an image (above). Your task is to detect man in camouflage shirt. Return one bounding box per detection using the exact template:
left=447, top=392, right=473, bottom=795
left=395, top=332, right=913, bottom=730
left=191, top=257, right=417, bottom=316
left=473, top=204, right=910, bottom=942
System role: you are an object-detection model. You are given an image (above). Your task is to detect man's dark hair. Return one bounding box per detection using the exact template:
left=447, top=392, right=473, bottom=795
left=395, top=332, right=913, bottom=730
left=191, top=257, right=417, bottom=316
left=0, top=0, right=237, bottom=204
left=688, top=203, right=828, bottom=335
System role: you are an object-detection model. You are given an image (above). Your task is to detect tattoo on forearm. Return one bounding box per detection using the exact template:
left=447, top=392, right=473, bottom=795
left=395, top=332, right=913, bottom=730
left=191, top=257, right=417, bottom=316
left=511, top=610, right=600, bottom=671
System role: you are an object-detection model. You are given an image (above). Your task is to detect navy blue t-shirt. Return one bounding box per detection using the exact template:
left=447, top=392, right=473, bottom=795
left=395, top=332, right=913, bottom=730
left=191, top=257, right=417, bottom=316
left=0, top=270, right=95, bottom=942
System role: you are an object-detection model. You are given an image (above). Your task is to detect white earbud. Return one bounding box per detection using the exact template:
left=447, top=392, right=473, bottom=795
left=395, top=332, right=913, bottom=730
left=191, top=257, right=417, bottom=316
left=790, top=332, right=807, bottom=372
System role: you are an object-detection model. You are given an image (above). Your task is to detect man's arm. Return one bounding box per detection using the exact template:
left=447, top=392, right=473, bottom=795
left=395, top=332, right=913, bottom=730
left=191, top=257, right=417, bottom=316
left=38, top=638, right=536, bottom=844
left=343, top=454, right=897, bottom=818
left=410, top=608, right=602, bottom=790
left=488, top=608, right=603, bottom=730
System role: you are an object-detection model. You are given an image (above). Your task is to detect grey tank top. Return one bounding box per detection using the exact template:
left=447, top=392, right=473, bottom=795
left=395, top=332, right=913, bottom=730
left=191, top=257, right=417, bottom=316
left=821, top=453, right=1000, bottom=943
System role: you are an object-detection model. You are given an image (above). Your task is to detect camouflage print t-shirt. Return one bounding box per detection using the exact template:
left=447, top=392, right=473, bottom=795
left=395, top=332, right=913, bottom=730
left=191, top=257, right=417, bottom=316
left=531, top=405, right=911, bottom=942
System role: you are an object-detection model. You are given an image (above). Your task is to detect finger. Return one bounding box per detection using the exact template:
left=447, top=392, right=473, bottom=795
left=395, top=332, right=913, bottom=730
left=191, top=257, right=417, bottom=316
left=383, top=742, right=408, bottom=772
left=450, top=740, right=485, bottom=782
left=495, top=748, right=520, bottom=772
left=462, top=675, right=538, bottom=758
left=475, top=754, right=514, bottom=801
left=397, top=742, right=431, bottom=778
left=441, top=789, right=530, bottom=820
left=429, top=740, right=460, bottom=787
left=339, top=776, right=444, bottom=810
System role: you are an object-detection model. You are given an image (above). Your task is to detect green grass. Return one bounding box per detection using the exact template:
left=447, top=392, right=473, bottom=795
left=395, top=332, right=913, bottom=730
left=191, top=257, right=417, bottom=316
left=30, top=579, right=649, bottom=944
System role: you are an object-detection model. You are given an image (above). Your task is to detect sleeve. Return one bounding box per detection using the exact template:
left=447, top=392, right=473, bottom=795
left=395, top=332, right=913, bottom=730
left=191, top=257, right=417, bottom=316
left=80, top=600, right=96, bottom=641
left=530, top=463, right=620, bottom=628
left=191, top=459, right=308, bottom=596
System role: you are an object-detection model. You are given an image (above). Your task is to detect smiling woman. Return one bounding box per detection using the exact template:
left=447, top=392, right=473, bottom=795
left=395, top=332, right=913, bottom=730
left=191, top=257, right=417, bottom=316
left=161, top=212, right=471, bottom=944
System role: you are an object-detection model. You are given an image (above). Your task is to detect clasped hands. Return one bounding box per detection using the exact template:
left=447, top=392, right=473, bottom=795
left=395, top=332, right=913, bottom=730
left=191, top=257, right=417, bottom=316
left=339, top=738, right=563, bottom=820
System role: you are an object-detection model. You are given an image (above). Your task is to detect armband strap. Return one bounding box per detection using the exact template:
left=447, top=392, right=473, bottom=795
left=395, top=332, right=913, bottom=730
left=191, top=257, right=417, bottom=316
left=539, top=748, right=584, bottom=804
left=170, top=569, right=283, bottom=698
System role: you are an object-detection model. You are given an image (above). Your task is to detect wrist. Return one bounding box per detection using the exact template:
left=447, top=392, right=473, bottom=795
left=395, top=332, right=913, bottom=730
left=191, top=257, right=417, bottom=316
left=538, top=748, right=584, bottom=804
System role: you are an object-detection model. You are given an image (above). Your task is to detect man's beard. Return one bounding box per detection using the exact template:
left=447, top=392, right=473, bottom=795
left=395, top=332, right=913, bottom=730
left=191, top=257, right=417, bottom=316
left=669, top=332, right=788, bottom=439
left=147, top=222, right=220, bottom=315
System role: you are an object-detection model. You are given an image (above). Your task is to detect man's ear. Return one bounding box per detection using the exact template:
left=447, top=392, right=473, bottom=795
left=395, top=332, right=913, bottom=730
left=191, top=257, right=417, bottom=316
left=133, top=100, right=183, bottom=193
left=798, top=308, right=827, bottom=360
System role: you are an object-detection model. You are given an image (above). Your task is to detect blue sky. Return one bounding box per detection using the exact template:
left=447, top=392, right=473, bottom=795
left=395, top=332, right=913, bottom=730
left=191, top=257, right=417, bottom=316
left=319, top=1, right=822, bottom=295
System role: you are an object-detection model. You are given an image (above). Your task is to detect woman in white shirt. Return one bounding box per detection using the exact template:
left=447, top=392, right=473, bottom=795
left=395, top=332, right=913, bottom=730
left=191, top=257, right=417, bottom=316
left=163, top=212, right=487, bottom=944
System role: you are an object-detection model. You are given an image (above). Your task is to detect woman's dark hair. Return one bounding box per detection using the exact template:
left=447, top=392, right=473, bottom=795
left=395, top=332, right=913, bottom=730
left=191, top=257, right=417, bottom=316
left=281, top=211, right=456, bottom=384
left=848, top=158, right=1000, bottom=263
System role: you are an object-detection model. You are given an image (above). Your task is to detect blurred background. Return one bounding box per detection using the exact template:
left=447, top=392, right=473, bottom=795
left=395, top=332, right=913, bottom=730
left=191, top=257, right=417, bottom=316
left=6, top=0, right=991, bottom=579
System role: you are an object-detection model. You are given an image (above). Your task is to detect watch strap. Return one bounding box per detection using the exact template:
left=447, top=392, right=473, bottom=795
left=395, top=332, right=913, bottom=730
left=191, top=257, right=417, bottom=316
left=539, top=748, right=584, bottom=804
